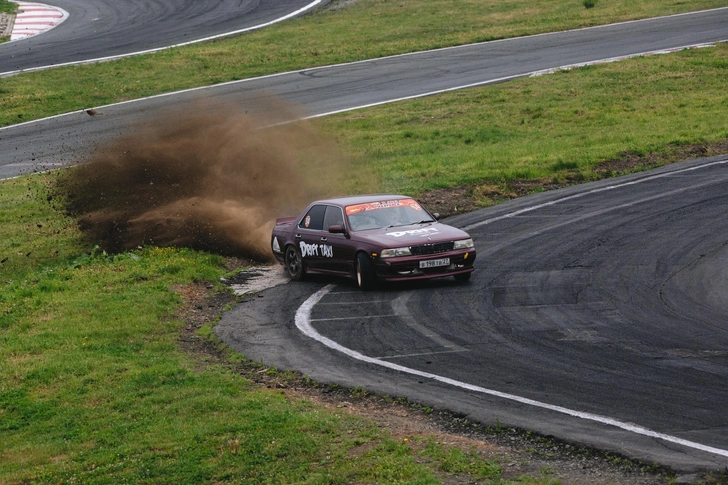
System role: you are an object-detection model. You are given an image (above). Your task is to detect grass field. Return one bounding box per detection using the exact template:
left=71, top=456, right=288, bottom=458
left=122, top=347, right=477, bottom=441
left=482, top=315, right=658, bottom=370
left=1, top=0, right=727, bottom=126
left=3, top=0, right=728, bottom=482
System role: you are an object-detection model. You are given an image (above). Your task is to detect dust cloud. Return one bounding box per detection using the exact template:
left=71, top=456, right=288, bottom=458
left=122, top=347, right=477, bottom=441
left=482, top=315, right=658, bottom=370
left=56, top=96, right=347, bottom=261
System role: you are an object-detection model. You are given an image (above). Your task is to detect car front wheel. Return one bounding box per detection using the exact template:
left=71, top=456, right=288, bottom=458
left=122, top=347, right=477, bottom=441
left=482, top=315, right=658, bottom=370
left=356, top=252, right=376, bottom=291
left=285, top=245, right=305, bottom=281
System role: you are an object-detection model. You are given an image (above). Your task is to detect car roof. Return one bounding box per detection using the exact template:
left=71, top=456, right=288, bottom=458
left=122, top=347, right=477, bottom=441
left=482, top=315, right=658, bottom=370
left=313, top=194, right=412, bottom=207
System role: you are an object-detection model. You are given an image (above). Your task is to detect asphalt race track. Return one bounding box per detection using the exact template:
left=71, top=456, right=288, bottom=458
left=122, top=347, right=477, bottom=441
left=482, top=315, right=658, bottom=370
left=0, top=0, right=323, bottom=75
left=1, top=8, right=727, bottom=179
left=216, top=156, right=728, bottom=471
left=4, top=6, right=728, bottom=472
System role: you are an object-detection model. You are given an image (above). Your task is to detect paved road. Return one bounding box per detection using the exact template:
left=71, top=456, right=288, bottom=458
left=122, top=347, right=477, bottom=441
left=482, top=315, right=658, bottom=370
left=1, top=7, right=727, bottom=179
left=0, top=0, right=323, bottom=75
left=216, top=155, right=728, bottom=471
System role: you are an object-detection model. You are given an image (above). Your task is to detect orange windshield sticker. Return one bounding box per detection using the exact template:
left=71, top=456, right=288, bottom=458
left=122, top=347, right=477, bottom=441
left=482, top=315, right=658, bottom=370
left=346, top=199, right=421, bottom=215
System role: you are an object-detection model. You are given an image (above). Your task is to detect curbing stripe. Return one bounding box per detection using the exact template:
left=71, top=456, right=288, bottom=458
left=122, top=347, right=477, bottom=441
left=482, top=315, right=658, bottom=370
left=9, top=1, right=68, bottom=41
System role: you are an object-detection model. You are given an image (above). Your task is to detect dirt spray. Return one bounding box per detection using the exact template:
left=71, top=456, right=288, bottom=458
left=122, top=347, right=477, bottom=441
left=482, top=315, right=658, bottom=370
left=56, top=96, right=348, bottom=261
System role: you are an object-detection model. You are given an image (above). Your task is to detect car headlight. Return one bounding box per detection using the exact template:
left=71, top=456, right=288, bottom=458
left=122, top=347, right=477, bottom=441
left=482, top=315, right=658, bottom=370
left=380, top=247, right=412, bottom=258
left=453, top=238, right=474, bottom=250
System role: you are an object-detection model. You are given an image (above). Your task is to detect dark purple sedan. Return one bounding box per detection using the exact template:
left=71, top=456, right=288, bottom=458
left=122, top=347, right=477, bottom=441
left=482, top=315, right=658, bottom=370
left=271, top=195, right=476, bottom=289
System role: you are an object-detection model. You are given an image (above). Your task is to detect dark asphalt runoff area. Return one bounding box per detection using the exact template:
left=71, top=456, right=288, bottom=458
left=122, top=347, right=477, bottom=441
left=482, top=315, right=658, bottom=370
left=0, top=0, right=323, bottom=75
left=216, top=155, right=728, bottom=472
left=1, top=8, right=727, bottom=179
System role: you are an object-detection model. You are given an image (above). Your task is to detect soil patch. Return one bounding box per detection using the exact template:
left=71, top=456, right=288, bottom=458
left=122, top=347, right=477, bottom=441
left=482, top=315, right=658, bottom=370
left=420, top=139, right=728, bottom=219
left=324, top=0, right=364, bottom=11
left=0, top=12, right=14, bottom=39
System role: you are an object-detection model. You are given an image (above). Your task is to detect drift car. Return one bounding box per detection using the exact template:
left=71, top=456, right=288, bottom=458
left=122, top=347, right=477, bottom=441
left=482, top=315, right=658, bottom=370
left=271, top=195, right=475, bottom=290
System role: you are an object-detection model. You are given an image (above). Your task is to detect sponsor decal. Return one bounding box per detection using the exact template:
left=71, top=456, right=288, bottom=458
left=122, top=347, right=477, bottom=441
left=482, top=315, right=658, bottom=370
left=300, top=241, right=333, bottom=258
left=387, top=227, right=440, bottom=238
left=304, top=215, right=311, bottom=228
left=300, top=241, right=318, bottom=257
left=346, top=198, right=422, bottom=215
left=319, top=244, right=333, bottom=258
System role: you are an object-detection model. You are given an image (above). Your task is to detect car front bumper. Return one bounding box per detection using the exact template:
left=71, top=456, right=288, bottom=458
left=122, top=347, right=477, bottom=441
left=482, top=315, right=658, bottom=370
left=374, top=249, right=476, bottom=281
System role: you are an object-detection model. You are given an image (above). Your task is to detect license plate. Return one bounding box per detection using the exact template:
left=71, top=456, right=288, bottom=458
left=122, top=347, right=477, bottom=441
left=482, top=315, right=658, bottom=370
left=419, top=258, right=450, bottom=269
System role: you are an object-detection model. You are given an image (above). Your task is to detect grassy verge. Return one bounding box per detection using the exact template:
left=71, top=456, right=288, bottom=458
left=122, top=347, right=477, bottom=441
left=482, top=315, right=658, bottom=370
left=1, top=0, right=726, bottom=126
left=323, top=43, right=728, bottom=208
left=0, top=0, right=17, bottom=14
left=0, top=175, right=563, bottom=484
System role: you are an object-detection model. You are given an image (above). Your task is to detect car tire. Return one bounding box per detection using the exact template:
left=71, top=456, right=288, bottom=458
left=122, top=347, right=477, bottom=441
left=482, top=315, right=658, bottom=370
left=356, top=252, right=377, bottom=291
left=285, top=245, right=305, bottom=281
left=454, top=272, right=471, bottom=283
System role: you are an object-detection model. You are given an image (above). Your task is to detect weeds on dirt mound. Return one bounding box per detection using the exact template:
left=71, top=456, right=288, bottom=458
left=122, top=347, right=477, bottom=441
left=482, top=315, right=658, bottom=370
left=55, top=96, right=348, bottom=261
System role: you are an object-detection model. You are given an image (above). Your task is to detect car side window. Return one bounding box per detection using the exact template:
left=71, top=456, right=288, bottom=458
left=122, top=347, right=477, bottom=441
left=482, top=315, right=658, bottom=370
left=299, top=205, right=326, bottom=230
left=323, top=205, right=344, bottom=230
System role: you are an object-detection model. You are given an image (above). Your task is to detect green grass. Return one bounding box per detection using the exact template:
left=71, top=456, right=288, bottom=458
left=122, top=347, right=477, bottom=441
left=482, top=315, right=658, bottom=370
left=0, top=0, right=17, bottom=14
left=323, top=43, right=728, bottom=197
left=1, top=0, right=727, bottom=126
left=0, top=175, right=556, bottom=484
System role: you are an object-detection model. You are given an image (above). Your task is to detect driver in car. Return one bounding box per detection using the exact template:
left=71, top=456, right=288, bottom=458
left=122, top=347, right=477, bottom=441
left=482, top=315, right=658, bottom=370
left=381, top=208, right=405, bottom=227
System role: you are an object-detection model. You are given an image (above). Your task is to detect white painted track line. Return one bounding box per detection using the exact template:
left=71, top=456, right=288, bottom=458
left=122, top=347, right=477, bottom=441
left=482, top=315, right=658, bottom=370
left=295, top=159, right=728, bottom=459
left=297, top=288, right=728, bottom=459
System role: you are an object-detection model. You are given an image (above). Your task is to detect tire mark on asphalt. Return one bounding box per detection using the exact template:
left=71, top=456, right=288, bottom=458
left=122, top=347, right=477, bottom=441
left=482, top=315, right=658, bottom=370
left=391, top=292, right=468, bottom=353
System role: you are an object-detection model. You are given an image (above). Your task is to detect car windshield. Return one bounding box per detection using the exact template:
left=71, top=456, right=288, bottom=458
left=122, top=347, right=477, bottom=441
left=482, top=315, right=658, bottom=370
left=345, top=199, right=434, bottom=231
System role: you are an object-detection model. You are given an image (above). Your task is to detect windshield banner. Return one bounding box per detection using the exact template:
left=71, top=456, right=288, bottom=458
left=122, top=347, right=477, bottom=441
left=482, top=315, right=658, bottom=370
left=346, top=198, right=422, bottom=215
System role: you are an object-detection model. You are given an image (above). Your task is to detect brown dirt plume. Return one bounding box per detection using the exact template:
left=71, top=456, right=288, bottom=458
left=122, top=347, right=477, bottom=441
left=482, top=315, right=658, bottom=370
left=55, top=96, right=347, bottom=261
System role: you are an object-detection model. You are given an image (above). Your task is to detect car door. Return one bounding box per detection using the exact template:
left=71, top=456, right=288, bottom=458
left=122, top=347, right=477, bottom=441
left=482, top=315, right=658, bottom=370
left=296, top=204, right=327, bottom=271
left=320, top=205, right=355, bottom=274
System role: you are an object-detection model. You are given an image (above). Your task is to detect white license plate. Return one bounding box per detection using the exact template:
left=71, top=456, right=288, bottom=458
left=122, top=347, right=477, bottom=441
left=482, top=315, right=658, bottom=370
left=419, top=258, right=450, bottom=269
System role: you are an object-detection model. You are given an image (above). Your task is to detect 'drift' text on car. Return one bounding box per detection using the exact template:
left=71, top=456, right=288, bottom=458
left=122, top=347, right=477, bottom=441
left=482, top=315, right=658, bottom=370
left=271, top=195, right=475, bottom=290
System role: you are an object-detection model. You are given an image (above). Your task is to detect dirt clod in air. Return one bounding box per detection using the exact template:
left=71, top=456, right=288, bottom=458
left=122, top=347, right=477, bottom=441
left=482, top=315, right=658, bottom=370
left=55, top=96, right=347, bottom=261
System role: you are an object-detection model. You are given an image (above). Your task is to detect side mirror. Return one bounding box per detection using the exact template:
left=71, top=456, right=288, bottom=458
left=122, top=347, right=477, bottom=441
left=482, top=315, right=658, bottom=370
left=328, top=224, right=346, bottom=234
left=432, top=213, right=440, bottom=220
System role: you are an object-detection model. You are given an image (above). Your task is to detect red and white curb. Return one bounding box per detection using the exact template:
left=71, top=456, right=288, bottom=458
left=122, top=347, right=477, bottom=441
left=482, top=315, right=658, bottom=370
left=9, top=1, right=68, bottom=41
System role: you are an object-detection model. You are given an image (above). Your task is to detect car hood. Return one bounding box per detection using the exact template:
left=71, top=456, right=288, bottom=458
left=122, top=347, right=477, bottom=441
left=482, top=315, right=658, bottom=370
left=354, top=222, right=470, bottom=248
